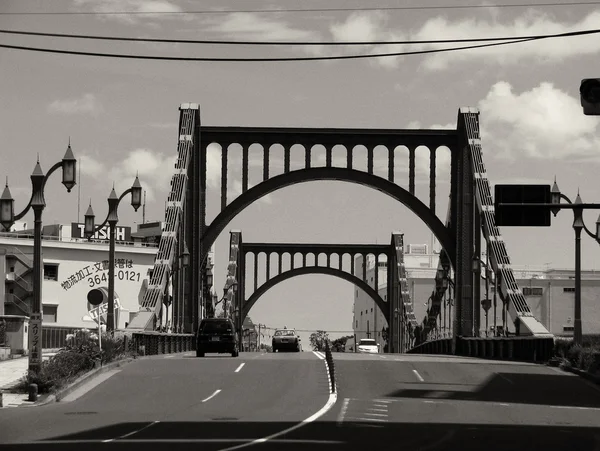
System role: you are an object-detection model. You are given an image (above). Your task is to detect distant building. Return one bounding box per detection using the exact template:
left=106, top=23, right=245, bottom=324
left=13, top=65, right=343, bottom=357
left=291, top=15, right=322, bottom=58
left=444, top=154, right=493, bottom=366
left=351, top=245, right=600, bottom=346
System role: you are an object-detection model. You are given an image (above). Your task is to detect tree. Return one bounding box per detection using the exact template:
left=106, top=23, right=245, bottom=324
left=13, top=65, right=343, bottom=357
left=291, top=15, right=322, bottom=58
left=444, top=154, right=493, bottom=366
left=331, top=335, right=353, bottom=352
left=309, top=330, right=330, bottom=351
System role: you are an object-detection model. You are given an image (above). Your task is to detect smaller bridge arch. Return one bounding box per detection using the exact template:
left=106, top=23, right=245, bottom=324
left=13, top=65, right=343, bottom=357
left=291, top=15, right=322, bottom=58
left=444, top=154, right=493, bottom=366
left=222, top=231, right=417, bottom=353
left=242, top=267, right=387, bottom=323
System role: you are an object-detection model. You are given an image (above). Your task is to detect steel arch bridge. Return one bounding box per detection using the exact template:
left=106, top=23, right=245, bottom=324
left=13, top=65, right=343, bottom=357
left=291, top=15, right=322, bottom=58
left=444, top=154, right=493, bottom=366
left=219, top=231, right=418, bottom=353
left=127, top=103, right=553, bottom=356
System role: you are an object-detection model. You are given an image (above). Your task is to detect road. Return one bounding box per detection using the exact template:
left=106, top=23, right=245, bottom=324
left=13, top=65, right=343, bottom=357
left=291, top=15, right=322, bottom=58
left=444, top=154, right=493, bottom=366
left=1, top=351, right=599, bottom=450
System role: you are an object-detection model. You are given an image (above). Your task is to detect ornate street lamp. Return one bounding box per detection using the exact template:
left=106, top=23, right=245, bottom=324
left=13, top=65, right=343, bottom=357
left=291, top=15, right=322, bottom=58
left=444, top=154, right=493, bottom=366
left=550, top=178, right=600, bottom=345
left=84, top=176, right=142, bottom=332
left=0, top=143, right=76, bottom=375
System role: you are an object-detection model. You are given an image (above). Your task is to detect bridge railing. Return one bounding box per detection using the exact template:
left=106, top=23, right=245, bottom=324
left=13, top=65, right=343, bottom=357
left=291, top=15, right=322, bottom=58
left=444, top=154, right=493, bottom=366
left=123, top=332, right=195, bottom=356
left=407, top=336, right=555, bottom=363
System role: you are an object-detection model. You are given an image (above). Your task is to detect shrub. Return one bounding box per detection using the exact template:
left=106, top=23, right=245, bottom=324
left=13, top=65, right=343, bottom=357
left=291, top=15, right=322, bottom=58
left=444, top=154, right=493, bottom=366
left=0, top=319, right=6, bottom=346
left=18, top=349, right=96, bottom=394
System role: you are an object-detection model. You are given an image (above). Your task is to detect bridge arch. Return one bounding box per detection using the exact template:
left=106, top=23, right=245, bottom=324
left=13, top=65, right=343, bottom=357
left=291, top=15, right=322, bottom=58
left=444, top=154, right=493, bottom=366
left=241, top=266, right=389, bottom=324
left=201, top=167, right=455, bottom=268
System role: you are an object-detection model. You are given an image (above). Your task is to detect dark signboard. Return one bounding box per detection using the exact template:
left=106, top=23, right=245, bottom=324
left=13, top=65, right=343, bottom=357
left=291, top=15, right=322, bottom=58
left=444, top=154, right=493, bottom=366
left=71, top=222, right=131, bottom=241
left=494, top=184, right=551, bottom=227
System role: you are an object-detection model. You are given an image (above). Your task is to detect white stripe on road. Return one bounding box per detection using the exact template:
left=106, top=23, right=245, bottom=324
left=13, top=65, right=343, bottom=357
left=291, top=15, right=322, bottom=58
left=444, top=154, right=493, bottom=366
left=202, top=389, right=221, bottom=403
left=312, top=351, right=325, bottom=360
left=103, top=421, right=160, bottom=443
left=412, top=369, right=425, bottom=382
left=42, top=439, right=345, bottom=445
left=219, top=353, right=338, bottom=451
left=234, top=363, right=245, bottom=373
left=337, top=398, right=350, bottom=425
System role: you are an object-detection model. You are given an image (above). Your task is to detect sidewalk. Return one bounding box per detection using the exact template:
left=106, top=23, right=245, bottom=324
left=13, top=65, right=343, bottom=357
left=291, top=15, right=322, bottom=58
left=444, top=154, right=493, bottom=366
left=0, top=351, right=58, bottom=408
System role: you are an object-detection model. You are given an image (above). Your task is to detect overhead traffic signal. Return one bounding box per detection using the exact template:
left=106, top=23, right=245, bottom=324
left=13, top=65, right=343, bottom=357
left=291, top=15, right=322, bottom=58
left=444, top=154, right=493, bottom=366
left=580, top=78, right=600, bottom=116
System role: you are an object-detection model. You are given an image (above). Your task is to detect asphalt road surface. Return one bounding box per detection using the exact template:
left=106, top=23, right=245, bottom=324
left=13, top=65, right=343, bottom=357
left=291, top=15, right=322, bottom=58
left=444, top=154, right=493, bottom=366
left=1, top=351, right=600, bottom=450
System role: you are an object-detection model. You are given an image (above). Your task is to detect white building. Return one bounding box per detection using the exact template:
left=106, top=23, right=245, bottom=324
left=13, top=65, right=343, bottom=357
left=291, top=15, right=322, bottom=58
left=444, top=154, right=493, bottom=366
left=352, top=244, right=600, bottom=347
left=1, top=222, right=217, bottom=333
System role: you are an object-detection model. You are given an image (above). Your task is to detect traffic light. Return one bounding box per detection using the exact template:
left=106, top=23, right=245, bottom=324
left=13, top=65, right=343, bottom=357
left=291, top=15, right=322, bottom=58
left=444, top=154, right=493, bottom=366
left=580, top=78, right=600, bottom=116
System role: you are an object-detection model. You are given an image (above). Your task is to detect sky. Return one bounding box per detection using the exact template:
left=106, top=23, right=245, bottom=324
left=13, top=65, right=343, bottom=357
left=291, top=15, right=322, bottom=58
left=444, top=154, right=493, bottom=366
left=1, top=0, right=600, bottom=344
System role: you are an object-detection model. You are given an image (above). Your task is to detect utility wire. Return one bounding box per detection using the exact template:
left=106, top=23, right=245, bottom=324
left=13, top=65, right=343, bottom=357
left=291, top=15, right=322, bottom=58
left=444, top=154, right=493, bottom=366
left=1, top=1, right=599, bottom=15
left=0, top=37, right=556, bottom=62
left=1, top=26, right=599, bottom=46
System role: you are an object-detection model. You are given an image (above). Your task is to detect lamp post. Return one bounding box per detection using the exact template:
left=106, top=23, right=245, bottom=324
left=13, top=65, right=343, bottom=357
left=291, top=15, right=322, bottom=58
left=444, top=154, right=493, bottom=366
left=0, top=145, right=76, bottom=375
left=551, top=179, right=600, bottom=345
left=84, top=176, right=142, bottom=332
left=174, top=247, right=190, bottom=333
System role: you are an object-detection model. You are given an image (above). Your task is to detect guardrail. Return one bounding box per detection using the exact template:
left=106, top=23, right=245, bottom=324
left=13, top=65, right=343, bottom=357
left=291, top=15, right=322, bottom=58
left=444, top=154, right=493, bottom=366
left=408, top=336, right=555, bottom=363
left=123, top=332, right=195, bottom=356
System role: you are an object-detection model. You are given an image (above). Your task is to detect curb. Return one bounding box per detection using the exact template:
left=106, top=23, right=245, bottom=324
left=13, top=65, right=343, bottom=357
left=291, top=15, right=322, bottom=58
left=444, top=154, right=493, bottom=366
left=34, top=357, right=137, bottom=406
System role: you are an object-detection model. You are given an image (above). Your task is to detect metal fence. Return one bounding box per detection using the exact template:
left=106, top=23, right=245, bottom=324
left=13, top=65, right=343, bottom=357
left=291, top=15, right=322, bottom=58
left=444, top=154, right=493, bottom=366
left=42, top=325, right=85, bottom=349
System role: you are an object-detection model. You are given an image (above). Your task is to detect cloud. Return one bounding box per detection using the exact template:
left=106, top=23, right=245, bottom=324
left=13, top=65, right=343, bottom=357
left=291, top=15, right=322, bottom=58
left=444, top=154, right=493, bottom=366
left=479, top=81, right=600, bottom=161
left=417, top=10, right=600, bottom=70
left=72, top=0, right=184, bottom=25
left=204, top=12, right=314, bottom=41
left=79, top=148, right=176, bottom=203
left=47, top=93, right=101, bottom=115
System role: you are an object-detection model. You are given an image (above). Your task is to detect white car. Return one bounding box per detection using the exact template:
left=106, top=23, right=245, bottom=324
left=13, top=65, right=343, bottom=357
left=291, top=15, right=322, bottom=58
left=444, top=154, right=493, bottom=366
left=357, top=338, right=380, bottom=354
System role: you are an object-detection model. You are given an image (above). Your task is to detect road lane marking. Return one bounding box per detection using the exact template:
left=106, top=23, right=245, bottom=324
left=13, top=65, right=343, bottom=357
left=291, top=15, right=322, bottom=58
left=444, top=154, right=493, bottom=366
left=312, top=351, right=325, bottom=360
left=219, top=350, right=338, bottom=451
left=234, top=363, right=245, bottom=373
left=364, top=412, right=387, bottom=417
left=202, top=389, right=222, bottom=403
left=412, top=369, right=425, bottom=382
left=103, top=421, right=160, bottom=442
left=352, top=417, right=388, bottom=422
left=497, top=373, right=514, bottom=385
left=337, top=398, right=350, bottom=425
left=368, top=408, right=388, bottom=412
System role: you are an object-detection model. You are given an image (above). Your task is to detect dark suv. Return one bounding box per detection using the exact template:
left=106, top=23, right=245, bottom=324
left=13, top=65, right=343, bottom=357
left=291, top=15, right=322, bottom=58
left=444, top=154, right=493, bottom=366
left=196, top=318, right=239, bottom=357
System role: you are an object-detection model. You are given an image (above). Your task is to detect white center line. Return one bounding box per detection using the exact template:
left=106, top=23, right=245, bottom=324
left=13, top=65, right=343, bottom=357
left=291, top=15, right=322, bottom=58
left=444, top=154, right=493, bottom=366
left=202, top=389, right=222, bottom=403
left=337, top=398, right=350, bottom=425
left=103, top=421, right=160, bottom=442
left=412, top=369, right=425, bottom=382
left=235, top=363, right=245, bottom=373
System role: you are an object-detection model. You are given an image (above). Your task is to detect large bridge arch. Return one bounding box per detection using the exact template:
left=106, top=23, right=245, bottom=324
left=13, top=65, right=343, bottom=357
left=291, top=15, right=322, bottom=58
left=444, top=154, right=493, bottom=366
left=200, top=167, right=455, bottom=269
left=241, top=266, right=389, bottom=324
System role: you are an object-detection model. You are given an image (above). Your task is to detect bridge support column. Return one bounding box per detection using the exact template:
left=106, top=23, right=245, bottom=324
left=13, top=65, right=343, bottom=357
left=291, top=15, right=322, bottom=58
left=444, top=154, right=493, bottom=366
left=388, top=248, right=399, bottom=353
left=454, top=111, right=475, bottom=337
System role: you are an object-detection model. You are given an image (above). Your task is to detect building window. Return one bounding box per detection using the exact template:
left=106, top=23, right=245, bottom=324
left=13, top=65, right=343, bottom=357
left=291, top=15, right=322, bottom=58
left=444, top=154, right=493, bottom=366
left=10, top=266, right=14, bottom=272
left=43, top=264, right=59, bottom=281
left=371, top=308, right=373, bottom=312
left=563, top=325, right=574, bottom=332
left=355, top=320, right=358, bottom=328
left=523, top=287, right=543, bottom=296
left=563, top=287, right=575, bottom=293
left=42, top=305, right=57, bottom=323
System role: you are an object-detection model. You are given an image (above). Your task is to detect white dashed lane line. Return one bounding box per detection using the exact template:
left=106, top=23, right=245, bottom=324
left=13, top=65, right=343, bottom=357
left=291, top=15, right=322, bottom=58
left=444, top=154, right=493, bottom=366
left=235, top=363, right=245, bottom=373
left=412, top=369, right=425, bottom=382
left=202, top=389, right=221, bottom=403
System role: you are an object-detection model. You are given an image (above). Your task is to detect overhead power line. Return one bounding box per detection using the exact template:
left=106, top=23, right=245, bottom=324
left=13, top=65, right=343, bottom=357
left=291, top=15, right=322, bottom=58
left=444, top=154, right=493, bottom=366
left=1, top=27, right=599, bottom=46
left=0, top=38, right=540, bottom=62
left=1, top=1, right=599, bottom=15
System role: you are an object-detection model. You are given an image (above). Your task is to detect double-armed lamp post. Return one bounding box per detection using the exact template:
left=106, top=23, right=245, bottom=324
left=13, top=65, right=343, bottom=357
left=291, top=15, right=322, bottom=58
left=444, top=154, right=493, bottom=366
left=550, top=180, right=600, bottom=345
left=0, top=145, right=77, bottom=375
left=83, top=177, right=142, bottom=332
